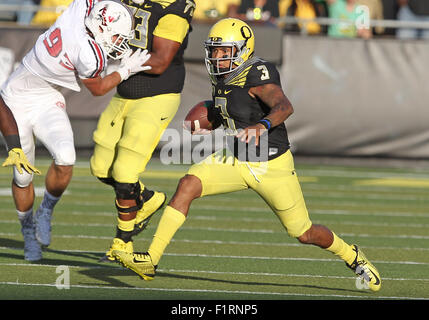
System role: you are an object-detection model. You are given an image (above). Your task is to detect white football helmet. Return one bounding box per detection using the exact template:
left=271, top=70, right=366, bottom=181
left=85, top=0, right=134, bottom=60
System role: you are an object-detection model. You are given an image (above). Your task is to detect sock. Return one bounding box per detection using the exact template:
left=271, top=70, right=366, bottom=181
left=17, top=209, right=33, bottom=227
left=116, top=215, right=135, bottom=243
left=115, top=227, right=133, bottom=243
left=40, top=191, right=60, bottom=210
left=148, top=206, right=186, bottom=265
left=325, top=232, right=356, bottom=265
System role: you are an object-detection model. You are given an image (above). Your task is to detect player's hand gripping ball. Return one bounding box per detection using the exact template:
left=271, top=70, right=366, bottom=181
left=184, top=100, right=213, bottom=134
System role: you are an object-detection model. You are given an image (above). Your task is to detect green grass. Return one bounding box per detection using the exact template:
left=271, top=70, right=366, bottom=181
left=0, top=157, right=428, bottom=301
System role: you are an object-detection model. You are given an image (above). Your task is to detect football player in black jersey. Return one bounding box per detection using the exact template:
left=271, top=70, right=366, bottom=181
left=90, top=0, right=196, bottom=262
left=112, top=18, right=381, bottom=292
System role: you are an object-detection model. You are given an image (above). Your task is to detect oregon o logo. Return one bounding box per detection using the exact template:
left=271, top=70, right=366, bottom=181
left=240, top=26, right=252, bottom=40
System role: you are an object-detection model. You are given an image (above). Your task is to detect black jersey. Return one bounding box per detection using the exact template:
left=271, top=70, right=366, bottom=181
left=209, top=57, right=290, bottom=162
left=117, top=0, right=195, bottom=99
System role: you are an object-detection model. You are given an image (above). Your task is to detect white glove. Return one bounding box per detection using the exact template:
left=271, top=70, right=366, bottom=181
left=117, top=49, right=152, bottom=81
left=104, top=59, right=121, bottom=76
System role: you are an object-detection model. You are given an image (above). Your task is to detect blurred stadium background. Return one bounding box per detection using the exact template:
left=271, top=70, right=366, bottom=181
left=1, top=0, right=429, bottom=301
left=1, top=0, right=429, bottom=162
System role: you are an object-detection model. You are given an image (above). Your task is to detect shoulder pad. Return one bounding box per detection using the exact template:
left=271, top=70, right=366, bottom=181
left=245, top=59, right=281, bottom=87
left=167, top=0, right=196, bottom=21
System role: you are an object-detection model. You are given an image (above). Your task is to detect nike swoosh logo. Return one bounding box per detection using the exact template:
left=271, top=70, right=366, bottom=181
left=133, top=257, right=145, bottom=263
left=144, top=4, right=152, bottom=8
left=224, top=90, right=232, bottom=94
left=161, top=117, right=168, bottom=121
left=372, top=273, right=381, bottom=285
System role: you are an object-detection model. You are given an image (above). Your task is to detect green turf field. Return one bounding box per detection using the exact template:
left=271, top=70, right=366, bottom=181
left=0, top=157, right=428, bottom=300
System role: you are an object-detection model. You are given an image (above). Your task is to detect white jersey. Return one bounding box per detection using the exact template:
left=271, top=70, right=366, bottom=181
left=23, top=0, right=107, bottom=91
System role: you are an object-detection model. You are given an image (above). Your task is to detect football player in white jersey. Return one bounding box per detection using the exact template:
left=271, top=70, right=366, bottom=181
left=0, top=0, right=151, bottom=261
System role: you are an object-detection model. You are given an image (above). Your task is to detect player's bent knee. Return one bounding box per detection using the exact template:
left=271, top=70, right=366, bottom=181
left=90, top=145, right=113, bottom=178
left=297, top=232, right=310, bottom=244
left=53, top=142, right=76, bottom=166
left=13, top=168, right=33, bottom=188
left=297, top=226, right=313, bottom=244
left=177, top=175, right=202, bottom=199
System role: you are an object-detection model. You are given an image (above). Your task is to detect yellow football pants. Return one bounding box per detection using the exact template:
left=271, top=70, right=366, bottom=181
left=187, top=148, right=312, bottom=237
left=90, top=93, right=180, bottom=183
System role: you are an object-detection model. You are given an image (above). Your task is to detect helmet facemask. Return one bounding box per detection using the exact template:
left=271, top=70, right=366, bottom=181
left=97, top=24, right=134, bottom=60
left=204, top=40, right=250, bottom=76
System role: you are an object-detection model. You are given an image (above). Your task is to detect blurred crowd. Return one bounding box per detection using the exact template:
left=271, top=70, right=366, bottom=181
left=1, top=0, right=429, bottom=39
left=193, top=0, right=429, bottom=39
left=0, top=0, right=72, bottom=25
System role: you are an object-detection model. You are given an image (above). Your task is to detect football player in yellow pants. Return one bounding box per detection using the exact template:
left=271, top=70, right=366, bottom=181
left=90, top=0, right=195, bottom=262
left=113, top=17, right=381, bottom=292
left=91, top=93, right=178, bottom=261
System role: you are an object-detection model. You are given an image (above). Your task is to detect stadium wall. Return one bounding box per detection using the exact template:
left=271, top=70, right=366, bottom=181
left=1, top=25, right=429, bottom=159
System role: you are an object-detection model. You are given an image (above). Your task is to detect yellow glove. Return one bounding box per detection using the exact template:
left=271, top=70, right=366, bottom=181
left=2, top=148, right=41, bottom=175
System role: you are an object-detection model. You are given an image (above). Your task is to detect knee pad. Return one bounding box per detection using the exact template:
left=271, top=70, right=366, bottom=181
left=113, top=181, right=143, bottom=213
left=13, top=167, right=33, bottom=187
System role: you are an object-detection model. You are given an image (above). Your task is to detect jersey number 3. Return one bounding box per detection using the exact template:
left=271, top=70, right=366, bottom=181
left=128, top=8, right=150, bottom=49
left=257, top=65, right=270, bottom=80
left=214, top=97, right=237, bottom=135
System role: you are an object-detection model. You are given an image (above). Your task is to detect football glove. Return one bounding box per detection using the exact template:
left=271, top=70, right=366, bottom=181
left=2, top=148, right=41, bottom=175
left=117, top=49, right=152, bottom=81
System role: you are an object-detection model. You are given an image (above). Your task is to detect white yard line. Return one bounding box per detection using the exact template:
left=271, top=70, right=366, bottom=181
left=1, top=262, right=428, bottom=282
left=0, top=245, right=428, bottom=266
left=2, top=216, right=428, bottom=229
left=1, top=232, right=428, bottom=251
left=0, top=281, right=427, bottom=300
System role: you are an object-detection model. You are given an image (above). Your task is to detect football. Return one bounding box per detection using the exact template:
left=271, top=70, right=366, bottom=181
left=184, top=100, right=213, bottom=133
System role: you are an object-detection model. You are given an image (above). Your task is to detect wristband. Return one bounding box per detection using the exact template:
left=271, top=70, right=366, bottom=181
left=258, top=118, right=272, bottom=130
left=4, top=134, right=21, bottom=152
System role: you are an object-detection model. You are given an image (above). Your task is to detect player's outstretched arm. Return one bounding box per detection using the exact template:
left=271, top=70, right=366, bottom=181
left=82, top=49, right=152, bottom=96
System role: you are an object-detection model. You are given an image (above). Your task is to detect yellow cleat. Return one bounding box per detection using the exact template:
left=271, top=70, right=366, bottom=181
left=132, top=191, right=166, bottom=236
left=112, top=250, right=157, bottom=281
left=99, top=238, right=133, bottom=263
left=346, top=244, right=381, bottom=292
